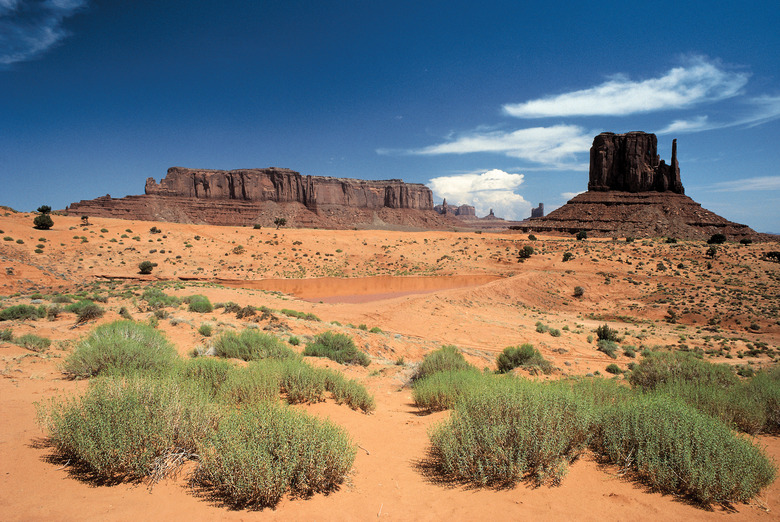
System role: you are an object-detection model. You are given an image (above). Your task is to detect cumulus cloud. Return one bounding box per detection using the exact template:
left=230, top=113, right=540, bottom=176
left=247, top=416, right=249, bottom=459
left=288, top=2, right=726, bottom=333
left=503, top=58, right=748, bottom=118
left=0, top=0, right=87, bottom=66
left=411, top=124, right=592, bottom=167
left=710, top=176, right=780, bottom=192
left=428, top=169, right=532, bottom=221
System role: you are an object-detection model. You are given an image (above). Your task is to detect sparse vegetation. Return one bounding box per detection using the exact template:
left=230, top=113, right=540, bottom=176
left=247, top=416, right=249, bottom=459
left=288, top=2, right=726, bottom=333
left=496, top=344, right=553, bottom=375
left=304, top=331, right=370, bottom=366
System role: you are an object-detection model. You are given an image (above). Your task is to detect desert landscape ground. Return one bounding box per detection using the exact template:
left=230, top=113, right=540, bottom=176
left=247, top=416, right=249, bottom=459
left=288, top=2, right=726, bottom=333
left=1, top=209, right=779, bottom=521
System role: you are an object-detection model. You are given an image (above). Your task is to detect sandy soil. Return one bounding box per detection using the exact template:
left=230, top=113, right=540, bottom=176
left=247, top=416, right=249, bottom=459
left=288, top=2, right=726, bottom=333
left=1, top=211, right=779, bottom=520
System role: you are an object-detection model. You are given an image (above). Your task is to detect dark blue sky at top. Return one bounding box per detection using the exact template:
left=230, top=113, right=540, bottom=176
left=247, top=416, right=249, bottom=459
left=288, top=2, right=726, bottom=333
left=1, top=1, right=779, bottom=231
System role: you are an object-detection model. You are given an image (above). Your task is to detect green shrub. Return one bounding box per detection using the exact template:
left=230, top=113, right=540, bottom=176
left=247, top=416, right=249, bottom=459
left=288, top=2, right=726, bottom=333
left=15, top=333, right=51, bottom=352
left=212, top=329, right=295, bottom=361
left=707, top=233, right=727, bottom=245
left=573, top=286, right=584, bottom=297
left=62, top=320, right=178, bottom=378
left=186, top=295, right=213, bottom=313
left=76, top=303, right=105, bottom=323
left=0, top=304, right=40, bottom=321
left=597, top=339, right=619, bottom=359
left=142, top=287, right=181, bottom=309
left=535, top=321, right=548, bottom=333
left=413, top=369, right=488, bottom=411
left=217, top=362, right=281, bottom=405
left=33, top=213, right=54, bottom=230
left=198, top=323, right=213, bottom=337
left=429, top=379, right=596, bottom=486
left=194, top=402, right=355, bottom=508
left=280, top=308, right=321, bottom=321
left=138, top=260, right=155, bottom=275
left=628, top=351, right=738, bottom=391
left=412, top=345, right=474, bottom=381
left=304, top=331, right=370, bottom=366
left=595, top=324, right=619, bottom=342
left=369, top=326, right=382, bottom=334
left=288, top=335, right=300, bottom=346
left=0, top=328, right=12, bottom=342
left=183, top=357, right=235, bottom=397
left=51, top=294, right=73, bottom=304
left=596, top=394, right=775, bottom=503
left=605, top=363, right=622, bottom=375
left=562, top=252, right=573, bottom=262
left=576, top=230, right=587, bottom=240
left=496, top=344, right=553, bottom=375
left=185, top=294, right=213, bottom=312
left=38, top=376, right=217, bottom=482
left=517, top=245, right=534, bottom=261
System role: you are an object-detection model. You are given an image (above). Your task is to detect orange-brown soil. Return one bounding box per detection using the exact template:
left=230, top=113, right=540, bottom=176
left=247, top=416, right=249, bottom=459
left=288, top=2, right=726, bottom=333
left=1, top=211, right=779, bottom=520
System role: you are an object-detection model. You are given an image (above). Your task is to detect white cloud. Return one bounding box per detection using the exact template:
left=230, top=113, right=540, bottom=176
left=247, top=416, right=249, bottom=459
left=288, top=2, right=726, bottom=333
left=658, top=95, right=780, bottom=135
left=560, top=191, right=584, bottom=200
left=0, top=0, right=87, bottom=66
left=503, top=58, right=748, bottom=118
left=411, top=124, right=592, bottom=167
left=710, top=176, right=780, bottom=192
left=428, top=169, right=532, bottom=221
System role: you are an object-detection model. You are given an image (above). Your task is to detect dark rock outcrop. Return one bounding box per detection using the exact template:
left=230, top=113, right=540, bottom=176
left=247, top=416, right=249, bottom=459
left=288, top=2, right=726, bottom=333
left=521, top=132, right=760, bottom=240
left=66, top=167, right=459, bottom=229
left=530, top=203, right=544, bottom=218
left=588, top=132, right=683, bottom=194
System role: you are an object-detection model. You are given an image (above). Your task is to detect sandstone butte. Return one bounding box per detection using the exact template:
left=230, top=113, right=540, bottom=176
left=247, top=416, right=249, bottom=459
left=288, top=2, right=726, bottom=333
left=520, top=131, right=761, bottom=240
left=65, top=132, right=764, bottom=240
left=65, top=167, right=461, bottom=230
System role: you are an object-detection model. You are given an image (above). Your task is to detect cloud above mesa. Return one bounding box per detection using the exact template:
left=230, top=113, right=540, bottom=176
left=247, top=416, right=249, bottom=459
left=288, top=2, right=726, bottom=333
left=0, top=0, right=87, bottom=66
left=502, top=58, right=748, bottom=118
left=427, top=169, right=531, bottom=221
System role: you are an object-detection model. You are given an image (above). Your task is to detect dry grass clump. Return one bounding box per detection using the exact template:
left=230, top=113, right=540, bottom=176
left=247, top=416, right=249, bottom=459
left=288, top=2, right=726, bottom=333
left=303, top=331, right=370, bottom=366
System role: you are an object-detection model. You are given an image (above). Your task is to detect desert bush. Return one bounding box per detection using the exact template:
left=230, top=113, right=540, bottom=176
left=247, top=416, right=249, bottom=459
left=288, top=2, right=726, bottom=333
left=76, top=302, right=105, bottom=323
left=304, top=331, right=370, bottom=366
left=280, top=308, right=321, bottom=321
left=186, top=295, right=213, bottom=313
left=38, top=376, right=217, bottom=482
left=288, top=335, right=300, bottom=346
left=46, top=305, right=63, bottom=320
left=142, top=287, right=181, bottom=309
left=535, top=321, right=548, bottom=333
left=0, top=328, right=12, bottom=342
left=0, top=304, right=40, bottom=321
left=198, top=323, right=213, bottom=337
left=597, top=340, right=619, bottom=359
left=412, top=345, right=475, bottom=381
left=138, top=260, right=155, bottom=275
left=33, top=213, right=54, bottom=230
left=496, top=344, right=553, bottom=375
left=183, top=357, right=235, bottom=397
left=573, top=286, right=584, bottom=297
left=517, top=245, right=534, bottom=261
left=194, top=402, right=355, bottom=508
left=429, top=379, right=596, bottom=486
left=595, top=324, right=619, bottom=342
left=562, top=252, right=573, bottom=262
left=217, top=362, right=281, bottom=405
left=413, top=369, right=488, bottom=411
left=596, top=394, right=775, bottom=503
left=576, top=230, right=587, bottom=240
left=707, top=233, right=727, bottom=245
left=15, top=333, right=52, bottom=352
left=628, top=351, right=738, bottom=391
left=605, top=363, right=622, bottom=375
left=62, top=320, right=178, bottom=378
left=212, top=329, right=295, bottom=361
left=51, top=294, right=73, bottom=304
left=740, top=238, right=752, bottom=245
left=235, top=305, right=256, bottom=319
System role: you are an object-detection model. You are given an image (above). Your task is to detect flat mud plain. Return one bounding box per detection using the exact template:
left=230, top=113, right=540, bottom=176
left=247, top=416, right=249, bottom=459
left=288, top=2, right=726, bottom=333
left=1, top=211, right=779, bottom=521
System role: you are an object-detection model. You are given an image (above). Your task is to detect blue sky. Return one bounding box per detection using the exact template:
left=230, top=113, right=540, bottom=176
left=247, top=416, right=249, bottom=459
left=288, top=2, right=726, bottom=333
left=1, top=1, right=779, bottom=232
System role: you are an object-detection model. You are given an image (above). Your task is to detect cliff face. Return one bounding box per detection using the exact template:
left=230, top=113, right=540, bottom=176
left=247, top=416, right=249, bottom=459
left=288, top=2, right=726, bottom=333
left=588, top=132, right=684, bottom=194
left=66, top=167, right=449, bottom=229
left=144, top=167, right=433, bottom=210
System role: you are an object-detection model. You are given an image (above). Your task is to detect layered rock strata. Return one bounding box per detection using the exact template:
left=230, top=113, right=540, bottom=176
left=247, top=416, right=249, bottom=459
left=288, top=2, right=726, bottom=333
left=66, top=167, right=453, bottom=229
left=522, top=132, right=759, bottom=240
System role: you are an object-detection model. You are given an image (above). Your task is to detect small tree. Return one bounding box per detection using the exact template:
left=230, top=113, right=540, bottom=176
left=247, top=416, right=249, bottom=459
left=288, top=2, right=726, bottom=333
left=706, top=246, right=717, bottom=259
left=707, top=233, right=727, bottom=245
left=274, top=217, right=287, bottom=230
left=37, top=205, right=51, bottom=214
left=739, top=238, right=752, bottom=245
left=562, top=252, right=573, bottom=262
left=138, top=260, right=155, bottom=274
left=81, top=215, right=90, bottom=226
left=576, top=230, right=587, bottom=241
left=33, top=213, right=54, bottom=230
left=517, top=245, right=534, bottom=261
left=573, top=286, right=584, bottom=297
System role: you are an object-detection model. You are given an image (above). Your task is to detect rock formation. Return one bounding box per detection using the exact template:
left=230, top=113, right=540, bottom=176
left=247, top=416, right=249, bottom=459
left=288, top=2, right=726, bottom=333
left=588, top=132, right=683, bottom=194
left=66, top=167, right=459, bottom=229
left=522, top=132, right=759, bottom=240
left=434, top=199, right=476, bottom=217
left=530, top=203, right=544, bottom=218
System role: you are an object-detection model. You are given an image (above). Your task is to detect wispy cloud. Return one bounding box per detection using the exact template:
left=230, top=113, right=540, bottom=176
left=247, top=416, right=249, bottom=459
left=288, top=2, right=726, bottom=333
left=408, top=124, right=592, bottom=167
left=428, top=169, right=531, bottom=220
left=503, top=58, right=748, bottom=118
left=710, top=176, right=780, bottom=192
left=0, top=0, right=87, bottom=66
left=561, top=191, right=585, bottom=200
left=658, top=95, right=780, bottom=134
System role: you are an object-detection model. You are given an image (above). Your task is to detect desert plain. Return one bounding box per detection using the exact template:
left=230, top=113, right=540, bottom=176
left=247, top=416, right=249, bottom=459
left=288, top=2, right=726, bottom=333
left=1, top=209, right=779, bottom=521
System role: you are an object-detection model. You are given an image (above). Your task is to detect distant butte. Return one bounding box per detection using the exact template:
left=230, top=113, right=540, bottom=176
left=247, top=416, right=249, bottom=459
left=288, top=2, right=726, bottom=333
left=65, top=167, right=460, bottom=230
left=522, top=131, right=760, bottom=240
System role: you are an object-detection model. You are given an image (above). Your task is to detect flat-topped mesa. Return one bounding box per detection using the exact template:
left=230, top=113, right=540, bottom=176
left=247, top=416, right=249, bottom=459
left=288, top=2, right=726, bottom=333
left=588, top=132, right=684, bottom=194
left=144, top=167, right=433, bottom=210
